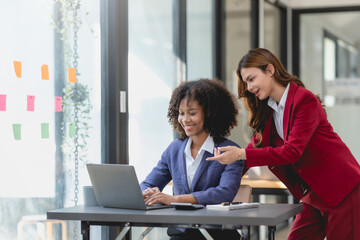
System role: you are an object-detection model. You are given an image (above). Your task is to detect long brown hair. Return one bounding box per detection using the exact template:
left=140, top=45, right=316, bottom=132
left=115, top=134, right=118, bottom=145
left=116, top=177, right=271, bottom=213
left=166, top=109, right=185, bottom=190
left=236, top=48, right=304, bottom=145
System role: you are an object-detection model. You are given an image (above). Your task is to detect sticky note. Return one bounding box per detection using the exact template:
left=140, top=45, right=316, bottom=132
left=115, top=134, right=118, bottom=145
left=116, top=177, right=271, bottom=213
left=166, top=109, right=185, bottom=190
left=55, top=96, right=62, bottom=112
left=27, top=95, right=35, bottom=111
left=68, top=68, right=77, bottom=83
left=12, top=124, right=21, bottom=140
left=13, top=61, right=22, bottom=78
left=41, top=123, right=49, bottom=139
left=41, top=64, right=49, bottom=80
left=0, top=94, right=6, bottom=111
left=69, top=122, right=76, bottom=137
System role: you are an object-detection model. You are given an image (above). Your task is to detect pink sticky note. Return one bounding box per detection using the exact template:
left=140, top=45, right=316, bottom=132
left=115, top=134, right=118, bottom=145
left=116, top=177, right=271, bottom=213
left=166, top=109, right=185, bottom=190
left=55, top=96, right=62, bottom=112
left=27, top=95, right=35, bottom=111
left=0, top=94, right=6, bottom=111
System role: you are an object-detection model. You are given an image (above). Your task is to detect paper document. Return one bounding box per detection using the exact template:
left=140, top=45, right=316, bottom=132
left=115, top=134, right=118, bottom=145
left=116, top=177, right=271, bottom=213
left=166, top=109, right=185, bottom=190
left=206, top=202, right=260, bottom=211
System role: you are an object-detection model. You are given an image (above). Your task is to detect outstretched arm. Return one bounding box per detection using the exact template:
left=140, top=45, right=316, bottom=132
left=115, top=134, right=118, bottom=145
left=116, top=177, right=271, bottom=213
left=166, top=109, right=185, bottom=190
left=206, top=146, right=247, bottom=164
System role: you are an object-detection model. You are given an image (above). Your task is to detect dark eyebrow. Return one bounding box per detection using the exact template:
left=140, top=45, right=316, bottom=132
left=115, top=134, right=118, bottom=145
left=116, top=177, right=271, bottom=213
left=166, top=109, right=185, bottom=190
left=245, top=74, right=253, bottom=82
left=179, top=107, right=198, bottom=111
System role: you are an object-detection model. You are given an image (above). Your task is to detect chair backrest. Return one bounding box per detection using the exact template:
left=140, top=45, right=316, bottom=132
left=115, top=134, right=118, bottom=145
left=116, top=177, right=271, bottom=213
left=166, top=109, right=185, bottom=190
left=232, top=184, right=252, bottom=203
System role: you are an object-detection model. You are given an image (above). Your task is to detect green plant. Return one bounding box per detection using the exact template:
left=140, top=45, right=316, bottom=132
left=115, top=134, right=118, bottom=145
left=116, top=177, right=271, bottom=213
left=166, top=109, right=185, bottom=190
left=61, top=82, right=92, bottom=167
left=51, top=0, right=84, bottom=66
left=51, top=0, right=93, bottom=207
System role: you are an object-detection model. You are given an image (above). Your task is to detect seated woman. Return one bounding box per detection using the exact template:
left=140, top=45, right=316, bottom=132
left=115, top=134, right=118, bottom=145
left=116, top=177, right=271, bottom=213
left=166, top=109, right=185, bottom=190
left=140, top=79, right=244, bottom=240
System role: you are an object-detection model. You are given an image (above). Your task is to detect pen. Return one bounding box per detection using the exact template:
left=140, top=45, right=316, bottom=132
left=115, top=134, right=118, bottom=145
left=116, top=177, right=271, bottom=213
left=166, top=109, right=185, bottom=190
left=221, top=202, right=242, bottom=206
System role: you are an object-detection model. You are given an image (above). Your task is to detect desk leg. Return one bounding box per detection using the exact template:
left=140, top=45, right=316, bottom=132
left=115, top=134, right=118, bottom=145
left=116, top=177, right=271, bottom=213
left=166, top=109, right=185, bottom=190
left=81, top=221, right=90, bottom=240
left=199, top=228, right=214, bottom=240
left=139, top=227, right=154, bottom=239
left=239, top=226, right=250, bottom=240
left=115, top=226, right=131, bottom=240
left=268, top=226, right=276, bottom=240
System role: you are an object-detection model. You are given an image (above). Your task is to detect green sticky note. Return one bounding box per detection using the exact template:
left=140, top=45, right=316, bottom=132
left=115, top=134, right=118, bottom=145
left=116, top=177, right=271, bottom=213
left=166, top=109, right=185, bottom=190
left=69, top=122, right=76, bottom=137
left=12, top=124, right=21, bottom=140
left=41, top=123, right=49, bottom=139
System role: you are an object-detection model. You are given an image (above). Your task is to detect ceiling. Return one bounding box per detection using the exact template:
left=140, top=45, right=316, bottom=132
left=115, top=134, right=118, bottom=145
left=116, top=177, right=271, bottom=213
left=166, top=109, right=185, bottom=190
left=277, top=0, right=360, bottom=9
left=276, top=0, right=360, bottom=43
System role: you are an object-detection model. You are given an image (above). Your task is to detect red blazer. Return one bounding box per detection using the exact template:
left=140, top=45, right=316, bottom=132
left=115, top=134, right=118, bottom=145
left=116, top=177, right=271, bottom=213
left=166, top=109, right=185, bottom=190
left=245, top=82, right=360, bottom=207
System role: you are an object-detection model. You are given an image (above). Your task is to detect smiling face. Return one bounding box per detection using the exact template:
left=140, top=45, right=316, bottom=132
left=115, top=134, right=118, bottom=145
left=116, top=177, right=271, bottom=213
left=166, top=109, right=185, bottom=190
left=240, top=66, right=274, bottom=100
left=177, top=98, right=207, bottom=139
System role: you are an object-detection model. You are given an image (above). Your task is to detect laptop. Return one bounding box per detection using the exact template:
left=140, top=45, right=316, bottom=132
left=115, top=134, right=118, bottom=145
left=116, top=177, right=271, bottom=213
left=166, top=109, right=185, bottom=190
left=86, top=163, right=172, bottom=210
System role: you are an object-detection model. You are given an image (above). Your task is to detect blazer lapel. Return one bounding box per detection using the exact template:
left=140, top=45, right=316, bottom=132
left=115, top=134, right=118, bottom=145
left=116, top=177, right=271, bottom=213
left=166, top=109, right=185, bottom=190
left=190, top=151, right=211, bottom=192
left=178, top=139, right=191, bottom=193
left=283, top=83, right=297, bottom=141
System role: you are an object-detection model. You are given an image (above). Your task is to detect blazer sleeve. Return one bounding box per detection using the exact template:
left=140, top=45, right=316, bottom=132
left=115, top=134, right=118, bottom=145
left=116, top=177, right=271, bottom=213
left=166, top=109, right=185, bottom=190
left=140, top=150, right=172, bottom=192
left=192, top=160, right=244, bottom=205
left=191, top=141, right=244, bottom=205
left=246, top=92, right=322, bottom=167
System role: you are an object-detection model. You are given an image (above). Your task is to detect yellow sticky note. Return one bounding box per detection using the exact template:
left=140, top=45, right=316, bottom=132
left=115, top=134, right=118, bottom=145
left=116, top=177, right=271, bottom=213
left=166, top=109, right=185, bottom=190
left=68, top=68, right=77, bottom=83
left=14, top=61, right=22, bottom=78
left=41, top=64, right=49, bottom=80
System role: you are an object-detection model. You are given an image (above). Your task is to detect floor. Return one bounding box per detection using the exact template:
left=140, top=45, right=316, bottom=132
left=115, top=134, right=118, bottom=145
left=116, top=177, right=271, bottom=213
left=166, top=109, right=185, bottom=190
left=131, top=223, right=292, bottom=240
left=274, top=225, right=291, bottom=240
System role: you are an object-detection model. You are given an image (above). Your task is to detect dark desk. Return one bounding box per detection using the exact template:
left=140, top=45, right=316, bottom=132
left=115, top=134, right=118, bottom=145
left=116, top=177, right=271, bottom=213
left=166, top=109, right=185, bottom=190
left=47, top=203, right=302, bottom=240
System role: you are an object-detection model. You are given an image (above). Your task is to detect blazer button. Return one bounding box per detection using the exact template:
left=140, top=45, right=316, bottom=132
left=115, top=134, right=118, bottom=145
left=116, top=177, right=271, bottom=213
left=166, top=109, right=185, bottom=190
left=298, top=169, right=302, bottom=173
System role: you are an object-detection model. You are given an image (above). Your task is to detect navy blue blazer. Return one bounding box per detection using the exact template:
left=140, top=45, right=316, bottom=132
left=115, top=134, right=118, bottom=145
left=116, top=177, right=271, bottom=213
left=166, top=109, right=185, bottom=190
left=140, top=138, right=244, bottom=205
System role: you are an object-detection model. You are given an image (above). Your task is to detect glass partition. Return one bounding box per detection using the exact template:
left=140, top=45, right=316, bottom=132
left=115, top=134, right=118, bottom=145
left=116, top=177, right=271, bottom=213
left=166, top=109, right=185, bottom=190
left=187, top=0, right=214, bottom=80
left=300, top=11, right=360, bottom=164
left=224, top=0, right=252, bottom=148
left=0, top=0, right=101, bottom=239
left=264, top=1, right=281, bottom=57
left=128, top=0, right=175, bottom=186
left=128, top=0, right=176, bottom=238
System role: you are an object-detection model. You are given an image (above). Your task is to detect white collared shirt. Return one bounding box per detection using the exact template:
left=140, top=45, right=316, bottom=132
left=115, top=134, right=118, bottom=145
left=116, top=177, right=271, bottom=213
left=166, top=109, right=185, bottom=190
left=184, top=134, right=214, bottom=190
left=267, top=84, right=290, bottom=140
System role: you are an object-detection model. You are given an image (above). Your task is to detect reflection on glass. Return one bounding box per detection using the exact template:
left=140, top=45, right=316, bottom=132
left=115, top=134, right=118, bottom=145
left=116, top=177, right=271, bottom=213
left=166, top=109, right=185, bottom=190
left=300, top=11, right=360, bottom=168
left=324, top=37, right=336, bottom=81
left=324, top=36, right=336, bottom=107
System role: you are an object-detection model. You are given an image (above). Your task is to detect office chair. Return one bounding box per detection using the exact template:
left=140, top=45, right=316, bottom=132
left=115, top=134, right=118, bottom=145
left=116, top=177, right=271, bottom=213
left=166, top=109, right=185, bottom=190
left=233, top=184, right=252, bottom=203
left=17, top=214, right=67, bottom=240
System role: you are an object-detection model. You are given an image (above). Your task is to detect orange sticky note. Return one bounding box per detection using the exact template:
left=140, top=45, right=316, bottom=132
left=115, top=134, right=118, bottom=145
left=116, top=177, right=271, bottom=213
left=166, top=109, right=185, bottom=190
left=0, top=94, right=6, bottom=111
left=41, top=64, right=49, bottom=80
left=68, top=68, right=77, bottom=83
left=27, top=95, right=35, bottom=111
left=14, top=61, right=22, bottom=78
left=55, top=96, right=62, bottom=112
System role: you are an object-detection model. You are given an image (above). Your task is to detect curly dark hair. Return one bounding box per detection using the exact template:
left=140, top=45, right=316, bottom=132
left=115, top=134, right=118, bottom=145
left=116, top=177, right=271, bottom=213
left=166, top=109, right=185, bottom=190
left=167, top=79, right=239, bottom=143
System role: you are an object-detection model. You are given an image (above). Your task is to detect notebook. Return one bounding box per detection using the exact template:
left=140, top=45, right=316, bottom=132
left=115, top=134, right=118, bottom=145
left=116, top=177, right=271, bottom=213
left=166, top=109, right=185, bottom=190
left=206, top=202, right=260, bottom=211
left=86, top=163, right=172, bottom=210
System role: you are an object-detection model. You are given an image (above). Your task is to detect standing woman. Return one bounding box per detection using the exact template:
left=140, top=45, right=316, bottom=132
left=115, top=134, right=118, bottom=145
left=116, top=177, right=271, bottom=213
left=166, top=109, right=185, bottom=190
left=207, top=48, right=360, bottom=239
